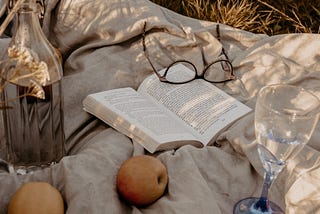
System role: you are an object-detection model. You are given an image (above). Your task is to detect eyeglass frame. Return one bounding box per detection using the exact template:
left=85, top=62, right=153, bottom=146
left=142, top=22, right=235, bottom=84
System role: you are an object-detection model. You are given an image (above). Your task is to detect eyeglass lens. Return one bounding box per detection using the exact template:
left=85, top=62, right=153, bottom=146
left=164, top=61, right=197, bottom=83
left=203, top=60, right=233, bottom=83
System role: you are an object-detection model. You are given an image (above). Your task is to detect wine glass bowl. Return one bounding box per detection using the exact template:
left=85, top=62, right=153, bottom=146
left=234, top=84, right=320, bottom=214
left=256, top=85, right=320, bottom=166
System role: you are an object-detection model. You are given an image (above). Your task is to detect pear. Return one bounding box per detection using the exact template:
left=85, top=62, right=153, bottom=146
left=116, top=155, right=168, bottom=207
left=8, top=182, right=64, bottom=214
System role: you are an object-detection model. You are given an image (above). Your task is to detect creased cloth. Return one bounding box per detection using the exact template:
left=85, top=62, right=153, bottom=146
left=1, top=0, right=320, bottom=213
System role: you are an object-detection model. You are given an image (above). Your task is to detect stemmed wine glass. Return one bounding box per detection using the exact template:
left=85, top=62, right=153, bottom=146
left=234, top=84, right=320, bottom=214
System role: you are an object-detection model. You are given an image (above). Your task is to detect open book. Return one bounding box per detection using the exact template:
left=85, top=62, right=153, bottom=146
left=83, top=63, right=251, bottom=153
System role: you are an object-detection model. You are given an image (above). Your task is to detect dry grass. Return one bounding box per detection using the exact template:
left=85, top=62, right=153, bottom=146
left=150, top=0, right=320, bottom=35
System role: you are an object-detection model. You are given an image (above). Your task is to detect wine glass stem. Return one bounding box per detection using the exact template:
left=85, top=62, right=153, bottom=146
left=254, top=171, right=273, bottom=211
left=254, top=165, right=284, bottom=212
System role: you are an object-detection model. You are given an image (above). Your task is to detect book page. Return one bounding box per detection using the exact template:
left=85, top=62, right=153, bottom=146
left=83, top=88, right=200, bottom=152
left=138, top=63, right=252, bottom=144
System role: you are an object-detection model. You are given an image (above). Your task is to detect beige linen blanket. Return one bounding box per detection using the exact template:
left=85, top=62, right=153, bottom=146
left=1, top=0, right=320, bottom=213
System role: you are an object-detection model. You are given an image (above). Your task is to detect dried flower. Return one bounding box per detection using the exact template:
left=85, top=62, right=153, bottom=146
left=0, top=45, right=48, bottom=108
left=7, top=45, right=50, bottom=86
left=26, top=79, right=45, bottom=99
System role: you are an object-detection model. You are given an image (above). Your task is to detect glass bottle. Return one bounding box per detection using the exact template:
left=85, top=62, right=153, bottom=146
left=0, top=0, right=65, bottom=171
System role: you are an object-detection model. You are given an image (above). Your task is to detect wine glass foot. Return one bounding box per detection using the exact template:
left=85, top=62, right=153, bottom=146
left=233, top=197, right=284, bottom=214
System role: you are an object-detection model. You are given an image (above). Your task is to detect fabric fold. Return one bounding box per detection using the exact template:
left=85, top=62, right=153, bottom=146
left=1, top=0, right=320, bottom=213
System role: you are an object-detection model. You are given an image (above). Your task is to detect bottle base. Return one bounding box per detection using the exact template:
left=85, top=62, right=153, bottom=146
left=0, top=158, right=59, bottom=175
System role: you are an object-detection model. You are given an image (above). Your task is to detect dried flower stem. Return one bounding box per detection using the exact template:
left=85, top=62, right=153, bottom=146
left=0, top=0, right=24, bottom=37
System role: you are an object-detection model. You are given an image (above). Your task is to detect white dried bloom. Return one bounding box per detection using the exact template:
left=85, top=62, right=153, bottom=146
left=27, top=80, right=45, bottom=99
left=8, top=46, right=33, bottom=64
left=6, top=45, right=50, bottom=86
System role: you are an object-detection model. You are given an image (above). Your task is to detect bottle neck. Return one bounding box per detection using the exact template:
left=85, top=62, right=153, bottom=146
left=11, top=0, right=38, bottom=10
left=11, top=1, right=42, bottom=47
left=8, top=0, right=40, bottom=15
left=19, top=0, right=38, bottom=9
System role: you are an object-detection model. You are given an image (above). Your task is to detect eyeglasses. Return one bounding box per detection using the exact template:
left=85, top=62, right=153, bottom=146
left=142, top=22, right=235, bottom=84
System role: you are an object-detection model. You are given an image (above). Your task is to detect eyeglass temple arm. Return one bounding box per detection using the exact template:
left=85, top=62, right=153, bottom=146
left=142, top=22, right=169, bottom=82
left=216, top=24, right=235, bottom=78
